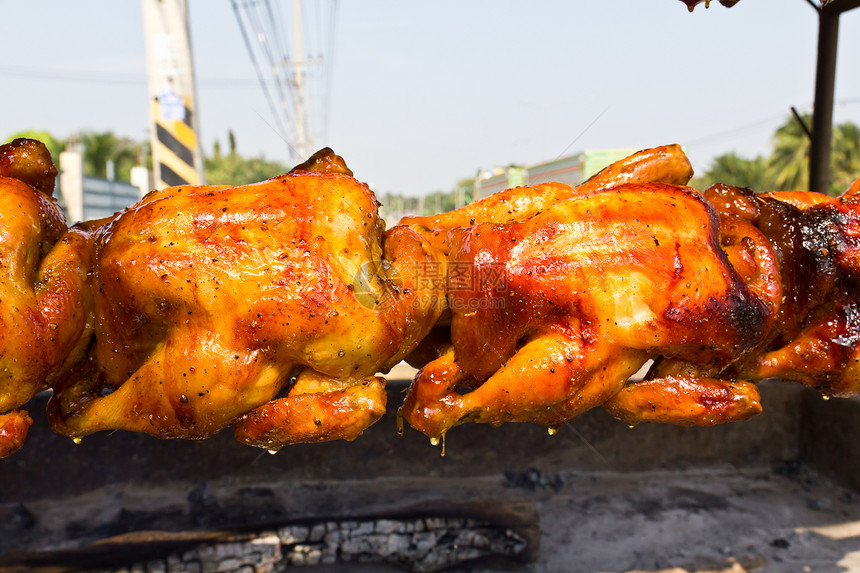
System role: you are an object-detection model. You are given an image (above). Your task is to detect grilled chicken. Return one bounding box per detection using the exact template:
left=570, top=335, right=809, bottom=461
left=6, top=135, right=857, bottom=455
left=0, top=139, right=92, bottom=457
left=48, top=148, right=445, bottom=451
left=690, top=180, right=860, bottom=397
left=398, top=180, right=778, bottom=440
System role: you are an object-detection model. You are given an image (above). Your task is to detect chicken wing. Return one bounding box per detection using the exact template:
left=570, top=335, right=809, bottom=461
left=398, top=182, right=778, bottom=440
left=48, top=148, right=445, bottom=451
left=0, top=138, right=92, bottom=457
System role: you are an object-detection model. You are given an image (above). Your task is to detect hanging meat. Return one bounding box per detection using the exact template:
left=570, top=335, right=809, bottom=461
left=47, top=148, right=445, bottom=452
left=397, top=147, right=781, bottom=441
left=0, top=138, right=92, bottom=458
left=648, top=179, right=860, bottom=397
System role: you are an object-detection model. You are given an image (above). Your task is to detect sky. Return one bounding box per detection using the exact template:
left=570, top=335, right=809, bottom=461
left=1, top=1, right=859, bottom=197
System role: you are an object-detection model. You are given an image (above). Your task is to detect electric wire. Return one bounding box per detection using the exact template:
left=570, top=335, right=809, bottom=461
left=229, top=0, right=336, bottom=161
left=245, top=0, right=295, bottom=132
left=0, top=64, right=264, bottom=87
left=230, top=0, right=290, bottom=139
left=322, top=0, right=339, bottom=143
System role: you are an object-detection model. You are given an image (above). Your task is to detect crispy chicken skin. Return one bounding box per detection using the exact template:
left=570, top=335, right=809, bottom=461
left=7, top=136, right=857, bottom=454
left=0, top=410, right=33, bottom=458
left=0, top=139, right=92, bottom=457
left=603, top=377, right=761, bottom=427
left=0, top=137, right=59, bottom=195
left=48, top=148, right=445, bottom=450
left=399, top=181, right=777, bottom=439
left=689, top=180, right=860, bottom=397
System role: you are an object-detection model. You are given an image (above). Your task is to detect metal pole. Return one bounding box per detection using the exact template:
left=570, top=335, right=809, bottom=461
left=808, top=0, right=860, bottom=194
left=809, top=8, right=839, bottom=194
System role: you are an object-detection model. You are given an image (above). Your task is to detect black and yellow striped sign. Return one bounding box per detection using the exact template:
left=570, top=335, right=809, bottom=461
left=152, top=94, right=202, bottom=188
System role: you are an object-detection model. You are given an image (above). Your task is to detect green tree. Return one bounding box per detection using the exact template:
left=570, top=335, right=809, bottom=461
left=204, top=130, right=290, bottom=185
left=693, top=152, right=772, bottom=191
left=696, top=114, right=860, bottom=196
left=768, top=113, right=811, bottom=192
left=79, top=131, right=146, bottom=183
left=7, top=130, right=146, bottom=182
left=425, top=190, right=457, bottom=215
left=768, top=114, right=860, bottom=196
left=831, top=121, right=860, bottom=195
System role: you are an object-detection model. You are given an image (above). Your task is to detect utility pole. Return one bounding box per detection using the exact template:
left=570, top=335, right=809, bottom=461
left=231, top=0, right=335, bottom=163
left=292, top=0, right=309, bottom=160
left=141, top=0, right=205, bottom=189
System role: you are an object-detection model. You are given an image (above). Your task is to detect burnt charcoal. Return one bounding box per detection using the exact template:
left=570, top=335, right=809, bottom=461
left=666, top=487, right=731, bottom=512
left=237, top=486, right=275, bottom=498
left=187, top=482, right=226, bottom=527
left=0, top=503, right=35, bottom=533
left=775, top=458, right=803, bottom=477
left=504, top=468, right=563, bottom=492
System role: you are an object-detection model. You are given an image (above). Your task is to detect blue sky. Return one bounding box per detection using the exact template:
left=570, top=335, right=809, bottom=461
left=1, top=1, right=859, bottom=196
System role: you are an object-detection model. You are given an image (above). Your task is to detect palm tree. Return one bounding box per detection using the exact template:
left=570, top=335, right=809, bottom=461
left=831, top=121, right=860, bottom=195
left=695, top=152, right=772, bottom=191
left=768, top=113, right=810, bottom=192
left=79, top=132, right=117, bottom=179
left=79, top=131, right=145, bottom=182
left=767, top=114, right=860, bottom=196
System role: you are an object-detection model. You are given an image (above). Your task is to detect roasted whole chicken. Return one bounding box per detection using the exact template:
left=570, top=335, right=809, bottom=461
left=398, top=147, right=781, bottom=441
left=0, top=139, right=92, bottom=458
left=651, top=180, right=860, bottom=397
left=4, top=136, right=859, bottom=457
left=48, top=148, right=445, bottom=451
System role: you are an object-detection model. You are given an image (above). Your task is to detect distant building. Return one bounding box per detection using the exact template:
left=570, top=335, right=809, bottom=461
left=56, top=150, right=150, bottom=223
left=472, top=149, right=637, bottom=201
left=474, top=166, right=528, bottom=200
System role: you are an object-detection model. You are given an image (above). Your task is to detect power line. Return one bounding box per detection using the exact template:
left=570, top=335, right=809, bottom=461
left=230, top=0, right=338, bottom=161
left=684, top=114, right=787, bottom=147
left=0, top=64, right=262, bottom=88
left=230, top=0, right=291, bottom=140
left=684, top=99, right=860, bottom=148
left=0, top=65, right=144, bottom=85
